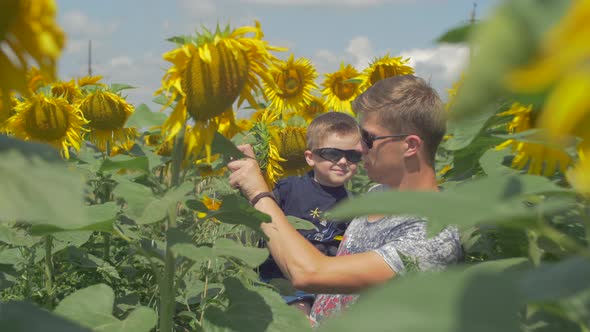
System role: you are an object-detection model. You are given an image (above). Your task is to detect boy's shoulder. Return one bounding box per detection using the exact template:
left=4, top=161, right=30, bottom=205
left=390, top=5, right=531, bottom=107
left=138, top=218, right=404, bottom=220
left=275, top=172, right=313, bottom=189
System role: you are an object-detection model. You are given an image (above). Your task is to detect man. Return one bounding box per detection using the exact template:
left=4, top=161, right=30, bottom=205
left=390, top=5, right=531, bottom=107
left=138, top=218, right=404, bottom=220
left=228, top=75, right=462, bottom=327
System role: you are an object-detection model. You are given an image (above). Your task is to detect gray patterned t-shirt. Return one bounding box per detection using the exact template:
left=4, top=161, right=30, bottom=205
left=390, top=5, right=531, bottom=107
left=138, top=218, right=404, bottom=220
left=309, top=186, right=463, bottom=327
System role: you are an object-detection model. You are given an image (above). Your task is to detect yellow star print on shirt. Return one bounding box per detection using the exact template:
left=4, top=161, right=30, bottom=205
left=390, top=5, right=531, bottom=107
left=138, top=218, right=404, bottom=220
left=309, top=207, right=322, bottom=219
left=310, top=207, right=328, bottom=226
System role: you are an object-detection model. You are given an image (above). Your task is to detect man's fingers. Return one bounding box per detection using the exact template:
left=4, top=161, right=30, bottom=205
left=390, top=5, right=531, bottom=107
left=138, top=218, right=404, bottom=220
left=236, top=144, right=256, bottom=159
left=227, top=159, right=244, bottom=172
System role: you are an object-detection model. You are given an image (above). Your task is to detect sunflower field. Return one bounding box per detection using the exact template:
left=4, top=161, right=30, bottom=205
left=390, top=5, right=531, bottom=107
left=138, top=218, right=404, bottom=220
left=1, top=0, right=590, bottom=331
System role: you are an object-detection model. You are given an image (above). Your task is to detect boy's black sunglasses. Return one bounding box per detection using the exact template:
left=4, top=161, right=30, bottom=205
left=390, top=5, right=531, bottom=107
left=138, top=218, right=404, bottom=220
left=312, top=148, right=362, bottom=163
left=360, top=127, right=411, bottom=149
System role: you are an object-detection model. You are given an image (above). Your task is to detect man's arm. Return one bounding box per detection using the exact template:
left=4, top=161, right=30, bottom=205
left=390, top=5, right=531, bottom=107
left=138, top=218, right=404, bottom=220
left=253, top=195, right=396, bottom=294
left=228, top=144, right=397, bottom=294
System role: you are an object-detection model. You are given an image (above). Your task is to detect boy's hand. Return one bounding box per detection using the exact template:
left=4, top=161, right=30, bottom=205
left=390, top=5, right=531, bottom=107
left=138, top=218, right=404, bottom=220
left=227, top=144, right=270, bottom=202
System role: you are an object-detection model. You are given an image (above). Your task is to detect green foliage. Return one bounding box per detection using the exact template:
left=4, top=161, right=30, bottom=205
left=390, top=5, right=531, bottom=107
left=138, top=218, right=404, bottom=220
left=329, top=174, right=574, bottom=235
left=172, top=238, right=269, bottom=267
left=126, top=104, right=167, bottom=130
left=109, top=84, right=136, bottom=94
left=204, top=277, right=309, bottom=331
left=0, top=136, right=87, bottom=228
left=322, top=259, right=527, bottom=332
left=100, top=155, right=150, bottom=174
left=435, top=23, right=478, bottom=44
left=0, top=301, right=92, bottom=332
left=449, top=0, right=572, bottom=121
left=54, top=284, right=157, bottom=332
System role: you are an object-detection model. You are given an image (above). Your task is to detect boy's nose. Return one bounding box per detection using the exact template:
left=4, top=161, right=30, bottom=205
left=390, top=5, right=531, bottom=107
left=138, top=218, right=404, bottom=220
left=336, top=156, right=348, bottom=165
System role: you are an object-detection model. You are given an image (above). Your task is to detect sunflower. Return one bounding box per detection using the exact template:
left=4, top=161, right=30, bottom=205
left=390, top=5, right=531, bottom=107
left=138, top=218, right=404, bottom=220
left=264, top=54, right=318, bottom=114
left=321, top=63, right=362, bottom=114
left=567, top=149, right=590, bottom=197
left=26, top=67, right=50, bottom=94
left=0, top=0, right=65, bottom=97
left=77, top=75, right=106, bottom=88
left=155, top=22, right=285, bottom=163
left=359, top=54, right=414, bottom=91
left=78, top=90, right=138, bottom=152
left=271, top=125, right=310, bottom=176
left=195, top=155, right=227, bottom=177
left=445, top=74, right=464, bottom=112
left=249, top=110, right=286, bottom=185
left=508, top=1, right=590, bottom=149
left=109, top=139, right=136, bottom=157
left=0, top=92, right=18, bottom=132
left=154, top=126, right=196, bottom=162
left=51, top=80, right=82, bottom=104
left=301, top=95, right=328, bottom=122
left=217, top=109, right=242, bottom=139
left=144, top=133, right=163, bottom=147
left=236, top=118, right=255, bottom=132
left=495, top=103, right=573, bottom=176
left=195, top=195, right=223, bottom=220
left=8, top=93, right=88, bottom=159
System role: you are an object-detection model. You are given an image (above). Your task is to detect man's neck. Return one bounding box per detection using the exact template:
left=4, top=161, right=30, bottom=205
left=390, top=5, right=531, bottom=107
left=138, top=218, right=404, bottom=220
left=388, top=166, right=439, bottom=192
left=367, top=169, right=438, bottom=223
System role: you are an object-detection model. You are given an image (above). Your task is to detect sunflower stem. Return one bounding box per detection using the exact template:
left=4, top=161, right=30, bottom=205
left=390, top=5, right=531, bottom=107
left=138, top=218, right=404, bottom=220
left=159, top=231, right=177, bottom=332
left=44, top=235, right=54, bottom=309
left=170, top=125, right=185, bottom=188
left=103, top=233, right=111, bottom=262
left=159, top=124, right=186, bottom=332
left=199, top=259, right=212, bottom=325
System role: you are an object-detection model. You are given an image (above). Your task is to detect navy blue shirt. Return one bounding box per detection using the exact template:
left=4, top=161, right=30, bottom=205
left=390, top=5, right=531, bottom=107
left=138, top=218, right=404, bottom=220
left=259, top=171, right=351, bottom=279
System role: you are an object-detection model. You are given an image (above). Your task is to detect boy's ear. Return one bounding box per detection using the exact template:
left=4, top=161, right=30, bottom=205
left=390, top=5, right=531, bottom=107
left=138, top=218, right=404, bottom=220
left=304, top=150, right=315, bottom=167
left=403, top=135, right=422, bottom=158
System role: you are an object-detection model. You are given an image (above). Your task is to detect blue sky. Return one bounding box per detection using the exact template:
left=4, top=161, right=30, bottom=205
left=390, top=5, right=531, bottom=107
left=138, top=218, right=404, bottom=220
left=55, top=0, right=501, bottom=110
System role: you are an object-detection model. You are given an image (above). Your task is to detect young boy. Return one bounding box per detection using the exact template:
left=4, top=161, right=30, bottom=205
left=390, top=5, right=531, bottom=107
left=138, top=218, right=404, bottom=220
left=259, top=111, right=362, bottom=315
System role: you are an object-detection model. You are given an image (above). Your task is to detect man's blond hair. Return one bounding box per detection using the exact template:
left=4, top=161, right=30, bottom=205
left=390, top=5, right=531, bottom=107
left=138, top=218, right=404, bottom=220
left=352, top=75, right=446, bottom=165
left=306, top=112, right=359, bottom=150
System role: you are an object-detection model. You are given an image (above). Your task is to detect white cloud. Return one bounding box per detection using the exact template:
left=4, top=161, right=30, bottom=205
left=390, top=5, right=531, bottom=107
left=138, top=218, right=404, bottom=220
left=178, top=0, right=217, bottom=16
left=312, top=49, right=341, bottom=77
left=109, top=56, right=134, bottom=67
left=80, top=52, right=167, bottom=111
left=238, top=0, right=422, bottom=7
left=346, top=36, right=374, bottom=69
left=162, top=19, right=171, bottom=31
left=60, top=10, right=118, bottom=55
left=62, top=10, right=118, bottom=38
left=400, top=44, right=469, bottom=99
left=315, top=49, right=339, bottom=64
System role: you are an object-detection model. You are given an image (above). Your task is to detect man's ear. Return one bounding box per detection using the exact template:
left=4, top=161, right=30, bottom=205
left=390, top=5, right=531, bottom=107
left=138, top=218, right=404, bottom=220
left=404, top=135, right=422, bottom=158
left=304, top=150, right=315, bottom=167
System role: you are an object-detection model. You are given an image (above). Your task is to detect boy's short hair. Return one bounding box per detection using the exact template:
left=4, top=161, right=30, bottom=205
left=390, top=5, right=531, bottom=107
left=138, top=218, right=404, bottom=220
left=306, top=112, right=359, bottom=149
left=352, top=75, right=446, bottom=165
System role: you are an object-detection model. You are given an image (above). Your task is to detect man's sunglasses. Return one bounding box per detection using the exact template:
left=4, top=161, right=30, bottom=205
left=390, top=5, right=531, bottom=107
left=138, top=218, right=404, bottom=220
left=312, top=148, right=362, bottom=163
left=360, top=127, right=411, bottom=149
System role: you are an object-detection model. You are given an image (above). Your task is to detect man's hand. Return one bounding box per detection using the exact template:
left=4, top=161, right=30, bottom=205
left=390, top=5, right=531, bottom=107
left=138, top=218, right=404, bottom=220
left=227, top=144, right=270, bottom=202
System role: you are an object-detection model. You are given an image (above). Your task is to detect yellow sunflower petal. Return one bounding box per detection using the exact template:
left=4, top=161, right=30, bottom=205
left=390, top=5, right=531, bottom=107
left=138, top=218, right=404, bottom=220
left=539, top=67, right=590, bottom=143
